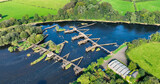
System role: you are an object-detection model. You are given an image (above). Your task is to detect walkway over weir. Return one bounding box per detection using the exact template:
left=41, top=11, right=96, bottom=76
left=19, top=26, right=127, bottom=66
left=32, top=43, right=83, bottom=75
left=64, top=23, right=117, bottom=54
left=43, top=25, right=58, bottom=32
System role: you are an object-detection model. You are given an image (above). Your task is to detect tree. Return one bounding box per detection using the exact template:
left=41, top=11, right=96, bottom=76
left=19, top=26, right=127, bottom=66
left=0, top=31, right=7, bottom=36
left=8, top=46, right=15, bottom=52
left=77, top=72, right=91, bottom=84
left=130, top=13, right=136, bottom=23
left=0, top=14, right=2, bottom=19
left=34, top=14, right=40, bottom=21
left=27, top=33, right=36, bottom=43
left=125, top=11, right=132, bottom=21
left=97, top=57, right=104, bottom=66
left=116, top=79, right=124, bottom=84
left=46, top=14, right=53, bottom=20
left=147, top=13, right=155, bottom=24
left=99, top=2, right=113, bottom=16
left=35, top=34, right=44, bottom=43
left=58, top=8, right=66, bottom=19
left=138, top=68, right=145, bottom=77
left=128, top=61, right=137, bottom=71
left=92, top=78, right=107, bottom=84
left=142, top=76, right=160, bottom=84
left=110, top=79, right=116, bottom=84
left=0, top=38, right=4, bottom=46
left=40, top=16, right=46, bottom=22
left=20, top=31, right=29, bottom=39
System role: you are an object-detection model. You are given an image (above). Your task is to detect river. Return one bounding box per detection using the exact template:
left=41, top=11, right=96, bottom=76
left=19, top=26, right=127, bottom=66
left=0, top=21, right=159, bottom=84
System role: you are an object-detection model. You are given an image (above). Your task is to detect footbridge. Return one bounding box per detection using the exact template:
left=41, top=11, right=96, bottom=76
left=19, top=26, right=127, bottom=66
left=43, top=24, right=58, bottom=32
left=64, top=23, right=117, bottom=54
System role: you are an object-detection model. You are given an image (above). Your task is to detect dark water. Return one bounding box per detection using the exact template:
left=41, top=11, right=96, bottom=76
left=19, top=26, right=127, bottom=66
left=0, top=21, right=159, bottom=84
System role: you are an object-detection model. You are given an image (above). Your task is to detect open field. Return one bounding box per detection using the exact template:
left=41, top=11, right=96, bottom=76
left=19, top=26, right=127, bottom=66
left=127, top=42, right=160, bottom=79
left=0, top=0, right=70, bottom=21
left=12, top=0, right=70, bottom=11
left=0, top=0, right=6, bottom=1
left=101, top=0, right=135, bottom=15
left=136, top=0, right=160, bottom=11
left=101, top=0, right=160, bottom=15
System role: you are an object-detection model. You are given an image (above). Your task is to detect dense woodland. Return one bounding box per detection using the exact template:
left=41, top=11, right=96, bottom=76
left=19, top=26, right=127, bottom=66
left=0, top=0, right=160, bottom=28
left=0, top=25, right=42, bottom=46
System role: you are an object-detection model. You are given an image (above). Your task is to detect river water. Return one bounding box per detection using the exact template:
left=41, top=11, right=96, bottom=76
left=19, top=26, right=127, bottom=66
left=0, top=21, right=159, bottom=84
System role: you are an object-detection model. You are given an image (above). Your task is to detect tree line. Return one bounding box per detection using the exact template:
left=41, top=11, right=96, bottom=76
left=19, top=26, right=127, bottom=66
left=1, top=0, right=160, bottom=29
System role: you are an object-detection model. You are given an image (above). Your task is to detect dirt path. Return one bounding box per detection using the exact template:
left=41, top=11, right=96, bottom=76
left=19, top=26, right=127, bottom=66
left=102, top=46, right=128, bottom=69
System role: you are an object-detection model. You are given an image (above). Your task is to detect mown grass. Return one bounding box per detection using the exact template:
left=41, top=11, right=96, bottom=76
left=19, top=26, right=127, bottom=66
left=0, top=0, right=70, bottom=21
left=13, top=0, right=70, bottom=10
left=127, top=42, right=160, bottom=79
left=101, top=0, right=160, bottom=15
left=101, top=0, right=135, bottom=15
left=136, top=0, right=160, bottom=11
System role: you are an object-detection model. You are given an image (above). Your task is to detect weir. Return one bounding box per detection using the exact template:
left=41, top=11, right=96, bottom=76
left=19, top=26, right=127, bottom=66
left=64, top=23, right=117, bottom=54
left=78, top=23, right=96, bottom=29
left=43, top=25, right=58, bottom=32
left=72, top=34, right=85, bottom=40
left=32, top=44, right=83, bottom=75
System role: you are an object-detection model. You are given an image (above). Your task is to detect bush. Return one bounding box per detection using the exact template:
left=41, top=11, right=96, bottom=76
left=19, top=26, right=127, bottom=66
left=8, top=46, right=17, bottom=52
left=20, top=31, right=29, bottom=39
left=97, top=57, right=104, bottom=66
left=128, top=61, right=137, bottom=71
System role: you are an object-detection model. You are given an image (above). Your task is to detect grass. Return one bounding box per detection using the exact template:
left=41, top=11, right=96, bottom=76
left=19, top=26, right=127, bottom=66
left=30, top=51, right=49, bottom=65
left=127, top=42, right=160, bottom=79
left=65, top=63, right=72, bottom=70
left=113, top=43, right=127, bottom=54
left=18, top=42, right=32, bottom=51
left=136, top=0, right=160, bottom=11
left=104, top=55, right=112, bottom=60
left=101, top=0, right=135, bottom=15
left=0, top=0, right=70, bottom=21
left=101, top=0, right=160, bottom=15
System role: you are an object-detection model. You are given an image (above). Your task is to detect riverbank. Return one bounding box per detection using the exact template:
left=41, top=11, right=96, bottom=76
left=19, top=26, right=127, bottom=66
left=31, top=19, right=160, bottom=26
left=1, top=19, right=160, bottom=31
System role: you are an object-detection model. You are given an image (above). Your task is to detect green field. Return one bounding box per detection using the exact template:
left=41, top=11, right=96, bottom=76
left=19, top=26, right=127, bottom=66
left=101, top=0, right=160, bottom=15
left=127, top=42, right=160, bottom=79
left=0, top=0, right=70, bottom=21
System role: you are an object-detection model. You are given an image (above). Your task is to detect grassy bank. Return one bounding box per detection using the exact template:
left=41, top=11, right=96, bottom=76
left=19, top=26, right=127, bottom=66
left=113, top=43, right=127, bottom=54
left=127, top=42, right=160, bottom=79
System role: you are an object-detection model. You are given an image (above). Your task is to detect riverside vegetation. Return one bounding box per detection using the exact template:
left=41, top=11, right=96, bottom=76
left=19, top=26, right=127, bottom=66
left=1, top=0, right=160, bottom=29
left=0, top=25, right=42, bottom=47
left=74, top=32, right=160, bottom=84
